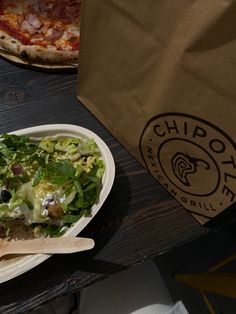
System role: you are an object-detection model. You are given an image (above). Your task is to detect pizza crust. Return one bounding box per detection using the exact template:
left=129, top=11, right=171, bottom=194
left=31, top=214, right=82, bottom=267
left=0, top=31, right=20, bottom=56
left=19, top=45, right=79, bottom=63
left=0, top=49, right=77, bottom=70
left=0, top=30, right=79, bottom=64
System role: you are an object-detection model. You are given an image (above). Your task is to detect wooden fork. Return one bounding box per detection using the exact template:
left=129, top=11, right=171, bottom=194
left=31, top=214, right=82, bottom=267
left=0, top=237, right=95, bottom=257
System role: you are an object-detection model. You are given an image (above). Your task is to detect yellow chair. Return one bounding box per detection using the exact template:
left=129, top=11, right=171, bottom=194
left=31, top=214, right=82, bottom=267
left=175, top=252, right=236, bottom=313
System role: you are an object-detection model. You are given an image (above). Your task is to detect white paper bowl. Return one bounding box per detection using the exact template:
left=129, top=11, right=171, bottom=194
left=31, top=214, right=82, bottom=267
left=0, top=124, right=115, bottom=284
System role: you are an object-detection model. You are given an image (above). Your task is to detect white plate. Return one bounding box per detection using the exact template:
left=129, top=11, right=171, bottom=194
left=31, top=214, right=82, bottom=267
left=0, top=124, right=115, bottom=284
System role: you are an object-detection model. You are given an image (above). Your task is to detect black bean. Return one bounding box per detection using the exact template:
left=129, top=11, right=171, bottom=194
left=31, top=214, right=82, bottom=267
left=0, top=190, right=12, bottom=203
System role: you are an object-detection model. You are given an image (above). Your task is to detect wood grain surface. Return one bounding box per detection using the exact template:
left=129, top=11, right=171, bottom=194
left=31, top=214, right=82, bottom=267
left=0, top=59, right=209, bottom=313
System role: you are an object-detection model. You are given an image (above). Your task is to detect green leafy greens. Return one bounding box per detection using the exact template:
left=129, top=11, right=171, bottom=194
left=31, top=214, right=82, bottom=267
left=0, top=134, right=105, bottom=238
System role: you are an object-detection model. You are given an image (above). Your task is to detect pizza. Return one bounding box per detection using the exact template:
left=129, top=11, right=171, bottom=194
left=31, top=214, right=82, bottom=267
left=0, top=0, right=81, bottom=64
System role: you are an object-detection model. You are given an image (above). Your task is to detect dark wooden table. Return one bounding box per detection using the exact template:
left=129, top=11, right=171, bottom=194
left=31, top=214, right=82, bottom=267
left=0, top=58, right=209, bottom=313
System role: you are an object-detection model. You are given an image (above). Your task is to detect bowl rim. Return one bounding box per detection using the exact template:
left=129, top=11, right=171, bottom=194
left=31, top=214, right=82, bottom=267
left=0, top=124, right=115, bottom=284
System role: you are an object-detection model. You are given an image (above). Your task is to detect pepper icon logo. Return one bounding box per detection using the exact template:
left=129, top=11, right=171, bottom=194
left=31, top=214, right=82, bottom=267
left=171, top=152, right=210, bottom=187
left=139, top=113, right=236, bottom=218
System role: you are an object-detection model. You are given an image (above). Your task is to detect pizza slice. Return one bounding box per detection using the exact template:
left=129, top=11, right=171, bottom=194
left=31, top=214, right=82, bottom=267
left=0, top=0, right=81, bottom=64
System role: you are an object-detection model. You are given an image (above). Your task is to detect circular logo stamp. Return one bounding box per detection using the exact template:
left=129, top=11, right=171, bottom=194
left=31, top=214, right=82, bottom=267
left=139, top=113, right=236, bottom=218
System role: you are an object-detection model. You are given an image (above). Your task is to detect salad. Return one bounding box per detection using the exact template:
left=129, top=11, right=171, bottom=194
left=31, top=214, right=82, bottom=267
left=0, top=133, right=105, bottom=239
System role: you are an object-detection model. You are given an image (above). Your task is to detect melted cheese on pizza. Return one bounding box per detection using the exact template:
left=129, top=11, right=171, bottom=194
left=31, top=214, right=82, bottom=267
left=0, top=0, right=80, bottom=51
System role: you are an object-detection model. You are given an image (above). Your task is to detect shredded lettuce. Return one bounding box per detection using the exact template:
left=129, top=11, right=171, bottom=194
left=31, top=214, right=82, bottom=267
left=0, top=134, right=105, bottom=238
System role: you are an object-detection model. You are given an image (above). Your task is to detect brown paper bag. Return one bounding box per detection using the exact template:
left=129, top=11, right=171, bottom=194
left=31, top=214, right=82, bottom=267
left=77, top=0, right=236, bottom=224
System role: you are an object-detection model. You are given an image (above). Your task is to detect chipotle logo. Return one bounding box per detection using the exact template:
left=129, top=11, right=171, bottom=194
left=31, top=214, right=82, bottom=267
left=140, top=113, right=236, bottom=218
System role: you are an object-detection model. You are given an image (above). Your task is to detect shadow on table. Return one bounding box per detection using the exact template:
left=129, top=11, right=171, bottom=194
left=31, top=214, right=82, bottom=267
left=205, top=202, right=236, bottom=230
